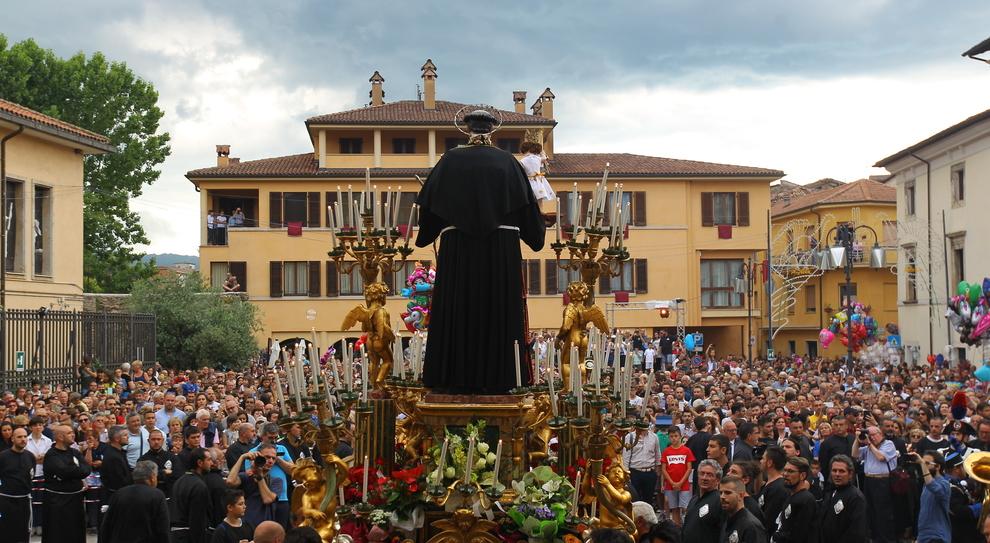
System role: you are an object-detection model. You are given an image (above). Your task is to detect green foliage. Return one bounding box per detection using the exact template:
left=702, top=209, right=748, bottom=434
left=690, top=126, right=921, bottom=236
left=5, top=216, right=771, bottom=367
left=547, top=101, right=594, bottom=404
left=127, top=272, right=260, bottom=370
left=0, top=34, right=171, bottom=292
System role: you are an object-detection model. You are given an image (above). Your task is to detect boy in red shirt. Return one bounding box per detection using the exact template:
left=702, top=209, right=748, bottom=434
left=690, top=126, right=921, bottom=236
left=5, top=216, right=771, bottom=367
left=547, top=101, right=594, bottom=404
left=660, top=425, right=694, bottom=526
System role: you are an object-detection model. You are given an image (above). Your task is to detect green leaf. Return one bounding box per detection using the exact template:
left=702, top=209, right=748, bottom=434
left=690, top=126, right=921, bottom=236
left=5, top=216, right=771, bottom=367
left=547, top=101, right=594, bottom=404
left=507, top=508, right=526, bottom=527
left=521, top=516, right=542, bottom=536
left=539, top=519, right=559, bottom=538
left=531, top=466, right=556, bottom=483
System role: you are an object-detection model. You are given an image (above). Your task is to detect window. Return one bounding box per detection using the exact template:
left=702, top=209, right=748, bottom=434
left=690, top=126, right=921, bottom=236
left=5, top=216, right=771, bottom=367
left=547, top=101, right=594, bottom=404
left=339, top=265, right=364, bottom=296
left=904, top=181, right=915, bottom=216
left=950, top=235, right=965, bottom=287
left=210, top=262, right=229, bottom=289
left=804, top=285, right=816, bottom=313
left=211, top=261, right=247, bottom=292
left=392, top=138, right=415, bottom=154
left=951, top=163, right=965, bottom=205
left=599, top=191, right=647, bottom=227
left=283, top=262, right=309, bottom=296
left=4, top=179, right=23, bottom=273
left=340, top=138, right=363, bottom=154
left=839, top=283, right=858, bottom=307
left=787, top=341, right=796, bottom=355
left=444, top=137, right=468, bottom=151
left=385, top=260, right=431, bottom=294
left=270, top=192, right=319, bottom=227
left=547, top=259, right=582, bottom=295
left=34, top=185, right=51, bottom=275
left=284, top=192, right=307, bottom=223
left=522, top=259, right=541, bottom=295
left=600, top=259, right=648, bottom=294
left=497, top=138, right=521, bottom=153
left=701, top=259, right=744, bottom=308
left=701, top=192, right=749, bottom=227
left=805, top=341, right=818, bottom=358
left=904, top=245, right=917, bottom=303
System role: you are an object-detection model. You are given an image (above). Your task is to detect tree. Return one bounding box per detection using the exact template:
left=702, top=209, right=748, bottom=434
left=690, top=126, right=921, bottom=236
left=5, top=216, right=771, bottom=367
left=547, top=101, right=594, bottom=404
left=0, top=35, right=170, bottom=292
left=127, top=272, right=261, bottom=370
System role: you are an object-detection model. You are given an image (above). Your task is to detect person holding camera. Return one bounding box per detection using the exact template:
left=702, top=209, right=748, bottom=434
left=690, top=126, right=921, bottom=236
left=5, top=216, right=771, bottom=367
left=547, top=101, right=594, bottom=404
left=225, top=445, right=278, bottom=529
left=911, top=450, right=951, bottom=543
left=851, top=425, right=898, bottom=543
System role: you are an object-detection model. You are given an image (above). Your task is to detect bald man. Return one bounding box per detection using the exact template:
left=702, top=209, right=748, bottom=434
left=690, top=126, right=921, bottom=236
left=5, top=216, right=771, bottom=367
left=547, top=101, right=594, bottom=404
left=0, top=427, right=33, bottom=543
left=42, top=425, right=91, bottom=543
left=253, top=520, right=286, bottom=543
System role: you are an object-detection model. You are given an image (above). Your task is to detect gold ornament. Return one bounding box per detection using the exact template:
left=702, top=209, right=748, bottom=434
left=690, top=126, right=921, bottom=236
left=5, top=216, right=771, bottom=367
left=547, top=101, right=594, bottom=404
left=341, top=282, right=395, bottom=389
left=593, top=463, right=635, bottom=539
left=426, top=509, right=501, bottom=543
left=556, top=281, right=609, bottom=391
left=290, top=456, right=350, bottom=542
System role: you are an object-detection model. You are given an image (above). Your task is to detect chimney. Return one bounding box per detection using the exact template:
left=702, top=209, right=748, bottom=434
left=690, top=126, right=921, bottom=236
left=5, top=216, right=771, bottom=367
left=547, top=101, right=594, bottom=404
left=216, top=144, right=230, bottom=167
left=369, top=71, right=385, bottom=107
left=538, top=88, right=555, bottom=156
left=513, top=91, right=527, bottom=113
left=421, top=59, right=437, bottom=110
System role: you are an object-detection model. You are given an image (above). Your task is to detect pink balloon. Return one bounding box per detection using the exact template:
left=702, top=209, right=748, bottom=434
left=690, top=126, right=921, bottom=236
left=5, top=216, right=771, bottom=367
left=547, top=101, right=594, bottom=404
left=971, top=313, right=990, bottom=340
left=820, top=328, right=834, bottom=348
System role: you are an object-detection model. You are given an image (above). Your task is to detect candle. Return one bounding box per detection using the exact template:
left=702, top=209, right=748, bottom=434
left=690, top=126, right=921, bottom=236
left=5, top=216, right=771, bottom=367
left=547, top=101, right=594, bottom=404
left=330, top=340, right=342, bottom=392
left=492, top=439, right=503, bottom=484
left=293, top=360, right=303, bottom=414
left=373, top=186, right=380, bottom=229
left=572, top=471, right=582, bottom=516
left=281, top=350, right=294, bottom=396
left=417, top=333, right=426, bottom=379
left=324, top=370, right=336, bottom=418
left=296, top=340, right=306, bottom=393
left=555, top=198, right=561, bottom=243
left=353, top=200, right=362, bottom=244
left=591, top=498, right=597, bottom=520
left=347, top=185, right=353, bottom=227
left=339, top=485, right=345, bottom=506
left=327, top=205, right=337, bottom=247
left=437, top=437, right=449, bottom=482
left=272, top=369, right=287, bottom=415
left=384, top=203, right=391, bottom=243
left=362, top=455, right=370, bottom=502
left=308, top=343, right=319, bottom=395
left=337, top=185, right=344, bottom=215
left=365, top=168, right=372, bottom=209
left=393, top=327, right=402, bottom=378
left=393, top=187, right=402, bottom=228
left=570, top=183, right=578, bottom=227
left=360, top=344, right=369, bottom=401
left=514, top=340, right=522, bottom=388
left=547, top=357, right=558, bottom=417
left=612, top=339, right=622, bottom=396
left=464, top=436, right=475, bottom=484
left=575, top=345, right=584, bottom=417
left=600, top=164, right=610, bottom=214
left=405, top=203, right=416, bottom=245
left=640, top=371, right=654, bottom=417
left=576, top=193, right=583, bottom=234
left=345, top=342, right=354, bottom=391
left=591, top=182, right=600, bottom=226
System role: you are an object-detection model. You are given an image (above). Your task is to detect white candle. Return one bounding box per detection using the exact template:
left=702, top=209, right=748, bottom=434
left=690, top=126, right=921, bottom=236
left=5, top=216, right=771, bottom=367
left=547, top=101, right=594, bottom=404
left=591, top=182, right=600, bottom=226
left=347, top=186, right=354, bottom=227
left=354, top=200, right=362, bottom=244
left=492, top=439, right=503, bottom=483
left=572, top=471, right=582, bottom=516
left=281, top=351, right=294, bottom=396
left=308, top=343, right=319, bottom=394
left=365, top=168, right=372, bottom=209
left=437, top=437, right=449, bottom=482
left=296, top=341, right=306, bottom=393
left=514, top=340, right=522, bottom=388
left=337, top=185, right=344, bottom=215
left=464, top=436, right=475, bottom=484
left=591, top=498, right=597, bottom=520
left=327, top=205, right=337, bottom=247
left=571, top=183, right=578, bottom=227
left=345, top=342, right=354, bottom=391
left=330, top=340, right=342, bottom=392
left=339, top=485, right=346, bottom=506
left=405, top=204, right=416, bottom=245
left=293, top=361, right=303, bottom=414
left=612, top=339, right=622, bottom=396
left=324, top=370, right=336, bottom=418
left=548, top=359, right=558, bottom=417
left=555, top=198, right=561, bottom=243
left=640, top=372, right=654, bottom=417
left=576, top=349, right=584, bottom=417
left=360, top=345, right=369, bottom=401
left=576, top=194, right=583, bottom=233
left=272, top=369, right=287, bottom=415
left=393, top=328, right=402, bottom=378
left=372, top=186, right=380, bottom=229
left=362, top=454, right=370, bottom=502
left=392, top=187, right=402, bottom=228
left=384, top=203, right=391, bottom=243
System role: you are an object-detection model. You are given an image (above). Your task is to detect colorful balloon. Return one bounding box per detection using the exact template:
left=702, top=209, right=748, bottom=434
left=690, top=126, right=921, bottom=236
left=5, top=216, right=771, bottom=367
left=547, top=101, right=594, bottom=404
left=959, top=281, right=971, bottom=296
left=684, top=334, right=695, bottom=351
left=970, top=282, right=982, bottom=306
left=819, top=329, right=835, bottom=348
left=976, top=364, right=990, bottom=383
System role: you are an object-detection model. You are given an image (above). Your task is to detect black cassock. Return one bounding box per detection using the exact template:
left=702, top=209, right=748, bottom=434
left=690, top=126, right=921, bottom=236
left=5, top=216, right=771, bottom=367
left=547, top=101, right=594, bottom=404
left=416, top=144, right=545, bottom=394
left=98, top=483, right=170, bottom=543
left=42, top=446, right=91, bottom=543
left=0, top=448, right=34, bottom=543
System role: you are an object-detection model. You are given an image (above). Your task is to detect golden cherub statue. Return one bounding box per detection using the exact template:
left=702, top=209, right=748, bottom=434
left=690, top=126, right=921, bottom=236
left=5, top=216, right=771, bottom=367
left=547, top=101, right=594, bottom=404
left=519, top=393, right=553, bottom=465
left=341, top=281, right=395, bottom=389
left=557, top=281, right=609, bottom=391
left=426, top=509, right=501, bottom=543
left=290, top=455, right=350, bottom=542
left=594, top=463, right=636, bottom=539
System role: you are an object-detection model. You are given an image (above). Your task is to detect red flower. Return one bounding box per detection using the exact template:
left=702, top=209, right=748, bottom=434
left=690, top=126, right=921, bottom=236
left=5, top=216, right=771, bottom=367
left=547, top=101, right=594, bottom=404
left=408, top=482, right=419, bottom=493
left=375, top=457, right=385, bottom=467
left=576, top=457, right=588, bottom=469
left=391, top=464, right=424, bottom=484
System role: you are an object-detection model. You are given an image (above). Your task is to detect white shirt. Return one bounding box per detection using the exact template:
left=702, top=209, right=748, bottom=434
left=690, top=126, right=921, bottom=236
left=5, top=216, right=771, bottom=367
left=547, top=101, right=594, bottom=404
left=126, top=427, right=150, bottom=468
left=25, top=433, right=53, bottom=477
left=622, top=430, right=661, bottom=471
left=644, top=348, right=656, bottom=370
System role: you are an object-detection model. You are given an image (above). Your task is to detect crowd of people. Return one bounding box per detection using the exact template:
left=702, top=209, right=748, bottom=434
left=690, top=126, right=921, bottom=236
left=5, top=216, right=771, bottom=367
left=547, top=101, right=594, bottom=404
left=1, top=330, right=990, bottom=543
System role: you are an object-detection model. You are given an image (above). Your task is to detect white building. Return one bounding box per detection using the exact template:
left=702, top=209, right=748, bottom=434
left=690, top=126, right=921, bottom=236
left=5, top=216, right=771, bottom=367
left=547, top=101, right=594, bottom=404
left=875, top=109, right=990, bottom=364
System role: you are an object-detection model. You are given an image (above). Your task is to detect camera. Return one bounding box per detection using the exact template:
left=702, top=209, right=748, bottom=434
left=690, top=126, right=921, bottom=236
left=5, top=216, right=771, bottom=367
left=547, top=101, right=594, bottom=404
left=859, top=430, right=868, bottom=441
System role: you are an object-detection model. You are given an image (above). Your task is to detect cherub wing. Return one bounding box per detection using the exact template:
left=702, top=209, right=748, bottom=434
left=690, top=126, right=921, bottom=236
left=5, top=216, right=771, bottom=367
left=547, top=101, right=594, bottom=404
left=581, top=305, right=609, bottom=333
left=560, top=304, right=579, bottom=335
left=340, top=305, right=371, bottom=331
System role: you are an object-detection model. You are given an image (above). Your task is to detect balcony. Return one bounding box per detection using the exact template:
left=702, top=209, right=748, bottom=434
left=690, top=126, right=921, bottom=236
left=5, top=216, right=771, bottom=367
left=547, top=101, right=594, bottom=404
left=205, top=189, right=259, bottom=246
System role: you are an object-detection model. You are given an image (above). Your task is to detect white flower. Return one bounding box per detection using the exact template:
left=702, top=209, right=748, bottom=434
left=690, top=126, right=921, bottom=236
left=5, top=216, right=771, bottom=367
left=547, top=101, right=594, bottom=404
left=477, top=442, right=490, bottom=454
left=475, top=457, right=487, bottom=470
left=486, top=452, right=497, bottom=464
left=444, top=467, right=456, bottom=479
left=542, top=479, right=561, bottom=493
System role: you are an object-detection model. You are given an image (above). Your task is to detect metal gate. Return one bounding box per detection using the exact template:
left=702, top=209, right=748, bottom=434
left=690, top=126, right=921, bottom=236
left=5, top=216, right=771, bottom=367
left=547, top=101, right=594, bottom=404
left=0, top=309, right=156, bottom=389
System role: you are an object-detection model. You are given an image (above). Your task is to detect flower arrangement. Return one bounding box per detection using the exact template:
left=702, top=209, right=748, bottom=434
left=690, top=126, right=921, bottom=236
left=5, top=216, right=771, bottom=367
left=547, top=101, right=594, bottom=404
left=506, top=466, right=574, bottom=542
left=382, top=464, right=426, bottom=520
left=426, top=420, right=499, bottom=487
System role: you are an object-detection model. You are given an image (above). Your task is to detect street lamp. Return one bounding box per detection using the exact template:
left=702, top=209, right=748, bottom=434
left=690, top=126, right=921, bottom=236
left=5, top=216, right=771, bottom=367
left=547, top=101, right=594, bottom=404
left=824, top=222, right=885, bottom=369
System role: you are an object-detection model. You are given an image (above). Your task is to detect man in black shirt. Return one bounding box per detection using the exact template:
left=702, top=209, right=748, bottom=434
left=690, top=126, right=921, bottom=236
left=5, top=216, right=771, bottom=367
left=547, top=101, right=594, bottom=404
left=100, top=426, right=133, bottom=510
left=0, top=427, right=33, bottom=543
left=139, top=428, right=178, bottom=497
left=914, top=416, right=948, bottom=455
left=171, top=447, right=214, bottom=543
left=967, top=420, right=990, bottom=451
left=719, top=475, right=766, bottom=543
left=658, top=331, right=674, bottom=370
left=686, top=416, right=711, bottom=484
left=224, top=423, right=258, bottom=470
left=682, top=459, right=723, bottom=542
left=818, top=416, right=852, bottom=484
left=99, top=460, right=169, bottom=543
left=276, top=423, right=316, bottom=462
left=757, top=445, right=789, bottom=541
left=819, top=454, right=867, bottom=542
left=42, top=424, right=91, bottom=543
left=773, top=457, right=818, bottom=543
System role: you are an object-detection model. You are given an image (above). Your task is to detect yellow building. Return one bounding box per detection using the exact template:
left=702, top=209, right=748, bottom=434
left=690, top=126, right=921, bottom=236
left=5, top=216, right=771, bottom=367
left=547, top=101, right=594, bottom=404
left=767, top=178, right=897, bottom=358
left=187, top=60, right=783, bottom=355
left=0, top=99, right=114, bottom=310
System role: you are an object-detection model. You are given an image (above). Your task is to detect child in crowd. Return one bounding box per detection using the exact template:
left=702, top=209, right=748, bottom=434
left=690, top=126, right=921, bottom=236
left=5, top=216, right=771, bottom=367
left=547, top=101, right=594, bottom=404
left=660, top=426, right=694, bottom=526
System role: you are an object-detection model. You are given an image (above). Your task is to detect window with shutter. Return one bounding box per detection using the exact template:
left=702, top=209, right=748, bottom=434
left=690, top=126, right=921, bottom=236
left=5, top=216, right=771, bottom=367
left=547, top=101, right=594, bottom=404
left=307, top=192, right=321, bottom=228
left=527, top=260, right=541, bottom=295
left=269, top=192, right=283, bottom=228
left=633, top=192, right=646, bottom=226
left=545, top=259, right=558, bottom=295
left=269, top=261, right=283, bottom=297
left=736, top=192, right=750, bottom=226
left=326, top=261, right=339, bottom=297
left=701, top=192, right=714, bottom=227
left=326, top=192, right=338, bottom=226
left=599, top=273, right=611, bottom=295
left=580, top=191, right=592, bottom=225
left=284, top=192, right=307, bottom=224
left=634, top=259, right=647, bottom=293
left=308, top=261, right=321, bottom=297
left=229, top=261, right=247, bottom=292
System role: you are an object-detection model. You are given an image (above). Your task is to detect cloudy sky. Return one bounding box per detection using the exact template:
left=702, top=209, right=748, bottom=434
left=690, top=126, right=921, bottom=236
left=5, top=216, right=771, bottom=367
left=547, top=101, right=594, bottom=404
left=5, top=1, right=990, bottom=255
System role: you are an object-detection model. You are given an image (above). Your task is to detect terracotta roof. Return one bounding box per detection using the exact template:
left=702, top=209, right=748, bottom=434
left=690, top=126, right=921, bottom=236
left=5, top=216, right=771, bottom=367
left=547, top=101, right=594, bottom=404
left=187, top=151, right=782, bottom=180
left=306, top=100, right=555, bottom=126
left=772, top=178, right=895, bottom=217
left=875, top=107, right=990, bottom=168
left=0, top=98, right=114, bottom=151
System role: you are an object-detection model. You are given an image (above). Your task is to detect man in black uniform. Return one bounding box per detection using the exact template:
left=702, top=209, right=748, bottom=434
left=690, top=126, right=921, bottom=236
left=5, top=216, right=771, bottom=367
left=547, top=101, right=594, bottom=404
left=817, top=416, right=851, bottom=485
left=203, top=448, right=229, bottom=531
left=42, top=424, right=91, bottom=543
left=170, top=447, right=213, bottom=543
left=99, top=460, right=170, bottom=543
left=100, top=426, right=133, bottom=513
left=819, top=455, right=867, bottom=543
left=720, top=475, right=766, bottom=543
left=224, top=423, right=257, bottom=471
left=946, top=452, right=982, bottom=543
left=772, top=456, right=818, bottom=543
left=682, top=459, right=723, bottom=542
left=139, top=428, right=178, bottom=497
left=0, top=427, right=34, bottom=543
left=757, top=445, right=789, bottom=541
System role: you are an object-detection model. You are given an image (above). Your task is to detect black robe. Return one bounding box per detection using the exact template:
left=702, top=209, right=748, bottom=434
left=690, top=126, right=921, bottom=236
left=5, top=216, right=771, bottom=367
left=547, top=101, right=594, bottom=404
left=170, top=472, right=212, bottom=543
left=42, top=446, right=91, bottom=543
left=0, top=448, right=34, bottom=543
left=757, top=477, right=788, bottom=540
left=139, top=447, right=179, bottom=498
left=819, top=483, right=868, bottom=543
left=773, top=488, right=818, bottom=543
left=682, top=488, right=722, bottom=542
left=415, top=144, right=545, bottom=394
left=99, top=446, right=132, bottom=502
left=721, top=507, right=767, bottom=543
left=98, top=483, right=170, bottom=543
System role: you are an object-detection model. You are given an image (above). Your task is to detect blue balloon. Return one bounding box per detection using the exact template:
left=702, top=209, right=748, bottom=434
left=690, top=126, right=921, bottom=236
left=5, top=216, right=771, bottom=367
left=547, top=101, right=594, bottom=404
left=984, top=277, right=990, bottom=296
left=851, top=314, right=862, bottom=323
left=977, top=364, right=990, bottom=383
left=684, top=334, right=695, bottom=351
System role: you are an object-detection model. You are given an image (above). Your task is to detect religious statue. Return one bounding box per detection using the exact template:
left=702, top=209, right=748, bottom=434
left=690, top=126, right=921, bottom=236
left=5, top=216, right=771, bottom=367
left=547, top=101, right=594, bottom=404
left=557, top=281, right=609, bottom=391
left=415, top=109, right=546, bottom=394
left=519, top=393, right=554, bottom=466
left=594, top=463, right=636, bottom=540
left=342, top=282, right=395, bottom=389
left=290, top=456, right=350, bottom=542
left=426, top=509, right=502, bottom=543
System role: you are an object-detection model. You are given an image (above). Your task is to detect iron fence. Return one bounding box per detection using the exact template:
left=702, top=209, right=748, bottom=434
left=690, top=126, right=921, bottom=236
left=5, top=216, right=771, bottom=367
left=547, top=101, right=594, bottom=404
left=0, top=309, right=156, bottom=390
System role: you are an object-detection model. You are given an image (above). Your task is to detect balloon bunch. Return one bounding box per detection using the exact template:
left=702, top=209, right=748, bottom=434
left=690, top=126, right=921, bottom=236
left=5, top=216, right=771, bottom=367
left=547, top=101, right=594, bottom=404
left=946, top=279, right=990, bottom=346
left=819, top=301, right=879, bottom=352
left=399, top=262, right=435, bottom=332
